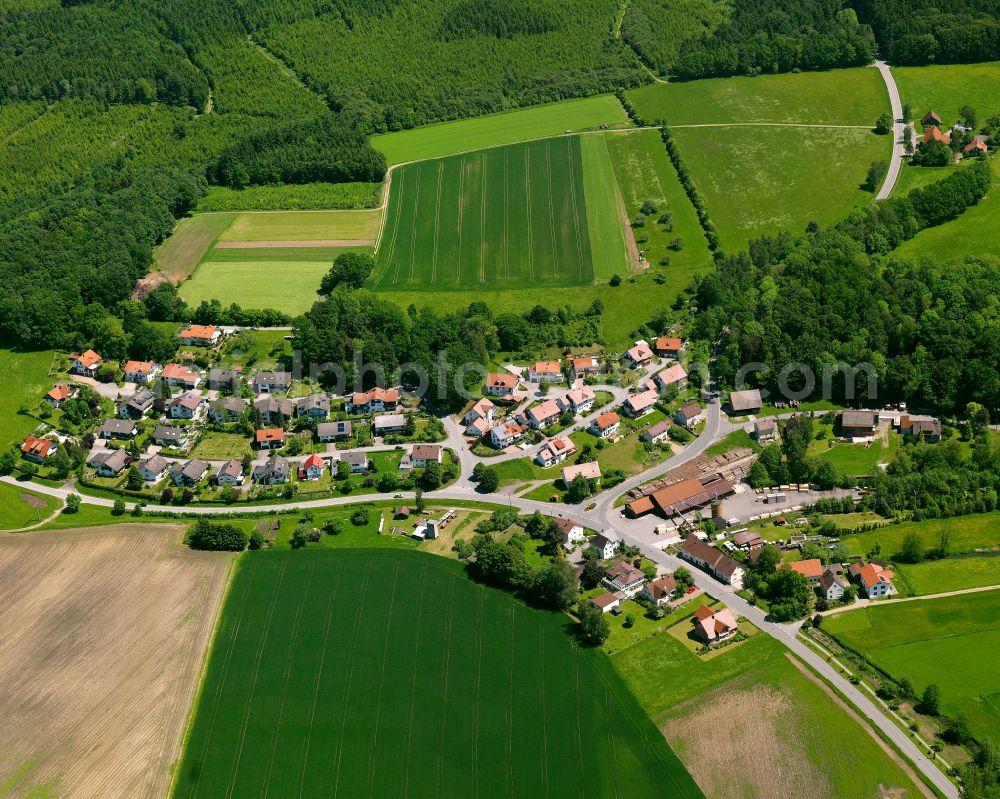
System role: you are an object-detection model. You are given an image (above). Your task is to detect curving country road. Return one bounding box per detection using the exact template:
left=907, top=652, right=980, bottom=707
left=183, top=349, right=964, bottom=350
left=874, top=58, right=906, bottom=201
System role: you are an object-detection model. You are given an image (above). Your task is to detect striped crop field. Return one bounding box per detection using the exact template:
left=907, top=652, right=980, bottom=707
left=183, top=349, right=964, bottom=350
left=172, top=549, right=703, bottom=798
left=372, top=135, right=630, bottom=291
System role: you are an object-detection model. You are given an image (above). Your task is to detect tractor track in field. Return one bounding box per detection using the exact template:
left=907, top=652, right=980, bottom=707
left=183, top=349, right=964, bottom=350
left=479, top=153, right=488, bottom=284
left=400, top=565, right=428, bottom=799
left=405, top=171, right=422, bottom=285
left=437, top=580, right=458, bottom=794
left=545, top=141, right=560, bottom=281
left=432, top=161, right=444, bottom=284
left=365, top=562, right=400, bottom=798
left=524, top=147, right=534, bottom=283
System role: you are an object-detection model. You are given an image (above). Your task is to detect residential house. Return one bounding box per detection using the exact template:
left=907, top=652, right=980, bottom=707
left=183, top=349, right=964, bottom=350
left=590, top=411, right=620, bottom=439
left=921, top=110, right=943, bottom=127
left=964, top=135, right=989, bottom=156
left=681, top=535, right=745, bottom=589
left=840, top=410, right=876, bottom=440
left=254, top=455, right=291, bottom=484
left=216, top=459, right=245, bottom=486
left=119, top=389, right=155, bottom=420
left=162, top=363, right=201, bottom=390
left=527, top=398, right=562, bottom=430
left=152, top=425, right=190, bottom=449
left=602, top=560, right=645, bottom=596
left=591, top=593, right=621, bottom=614
left=641, top=419, right=672, bottom=444
left=754, top=418, right=777, bottom=444
left=923, top=125, right=951, bottom=145
left=728, top=389, right=762, bottom=415
left=490, top=420, right=525, bottom=449
left=897, top=415, right=942, bottom=442
left=484, top=373, right=519, bottom=398
left=122, top=360, right=160, bottom=384
left=674, top=403, right=704, bottom=429
left=348, top=387, right=400, bottom=413
left=209, top=397, right=247, bottom=422
left=89, top=449, right=129, bottom=477
left=562, top=460, right=601, bottom=486
left=527, top=360, right=562, bottom=383
left=253, top=371, right=291, bottom=394
left=339, top=451, right=369, bottom=473
left=99, top=419, right=137, bottom=440
left=623, top=389, right=658, bottom=419
left=536, top=436, right=576, bottom=467
left=137, top=455, right=168, bottom=483
left=68, top=349, right=102, bottom=377
left=254, top=396, right=296, bottom=425
left=299, top=453, right=327, bottom=481
left=654, top=337, right=684, bottom=358
left=642, top=574, right=677, bottom=606
left=784, top=558, right=824, bottom=586
left=374, top=413, right=406, bottom=435
left=207, top=368, right=241, bottom=392
left=44, top=383, right=77, bottom=408
left=561, top=386, right=595, bottom=415
left=818, top=569, right=848, bottom=601
left=463, top=398, right=495, bottom=431
left=317, top=420, right=353, bottom=442
left=297, top=393, right=330, bottom=419
left=570, top=356, right=600, bottom=382
left=552, top=517, right=585, bottom=550
left=169, top=392, right=206, bottom=420
left=465, top=417, right=489, bottom=438
left=692, top=604, right=739, bottom=644
left=623, top=341, right=654, bottom=369
left=20, top=436, right=57, bottom=463
left=178, top=324, right=221, bottom=347
left=652, top=364, right=687, bottom=393
left=855, top=562, right=895, bottom=599
left=170, top=458, right=210, bottom=487
left=256, top=428, right=285, bottom=450
left=410, top=444, right=443, bottom=468
left=590, top=531, right=621, bottom=560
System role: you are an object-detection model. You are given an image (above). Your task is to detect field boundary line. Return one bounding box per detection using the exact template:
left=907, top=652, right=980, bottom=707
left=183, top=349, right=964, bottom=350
left=604, top=688, right=622, bottom=799
left=457, top=157, right=466, bottom=284
left=669, top=122, right=873, bottom=129
left=544, top=140, right=560, bottom=281
left=364, top=562, right=401, bottom=798
left=379, top=168, right=405, bottom=285
left=565, top=137, right=586, bottom=281
left=401, top=564, right=429, bottom=799
left=432, top=161, right=444, bottom=284
left=602, top=133, right=640, bottom=273
left=470, top=589, right=484, bottom=796
left=820, top=583, right=1000, bottom=617
left=538, top=625, right=549, bottom=797
left=572, top=658, right=587, bottom=799
left=405, top=171, right=422, bottom=285
left=479, top=153, right=487, bottom=284
left=524, top=147, right=534, bottom=282
left=505, top=605, right=515, bottom=795
left=502, top=150, right=510, bottom=280
left=437, top=579, right=457, bottom=795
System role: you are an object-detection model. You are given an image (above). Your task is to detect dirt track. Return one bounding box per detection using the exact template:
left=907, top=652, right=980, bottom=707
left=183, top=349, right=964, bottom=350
left=0, top=524, right=234, bottom=798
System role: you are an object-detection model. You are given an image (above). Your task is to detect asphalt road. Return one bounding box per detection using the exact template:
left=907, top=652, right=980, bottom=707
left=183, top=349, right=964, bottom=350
left=874, top=59, right=906, bottom=202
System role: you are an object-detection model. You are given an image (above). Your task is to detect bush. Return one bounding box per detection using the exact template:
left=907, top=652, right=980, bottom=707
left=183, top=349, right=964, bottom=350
left=188, top=519, right=248, bottom=551
left=351, top=506, right=371, bottom=526
left=64, top=493, right=81, bottom=513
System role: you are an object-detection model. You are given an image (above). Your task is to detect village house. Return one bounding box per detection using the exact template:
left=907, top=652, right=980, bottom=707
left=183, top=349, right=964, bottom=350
left=253, top=371, right=292, bottom=395
left=590, top=411, right=620, bottom=439
left=89, top=449, right=129, bottom=477
left=339, top=451, right=369, bottom=473
left=527, top=398, right=562, bottom=430
left=964, top=135, right=989, bottom=156
left=255, top=396, right=296, bottom=425
left=643, top=574, right=677, bottom=606
left=732, top=530, right=763, bottom=550
left=465, top=417, right=489, bottom=438
left=560, top=386, right=595, bottom=415
left=490, top=420, right=525, bottom=449
left=216, top=459, right=245, bottom=486
left=562, top=460, right=601, bottom=487
left=853, top=562, right=895, bottom=598
left=570, top=356, right=600, bottom=382
left=178, top=324, right=221, bottom=347
left=641, top=419, right=672, bottom=444
left=552, top=517, right=585, bottom=550
left=590, top=592, right=621, bottom=614
left=21, top=436, right=57, bottom=463
left=207, top=368, right=241, bottom=392
left=209, top=396, right=247, bottom=422
left=921, top=109, right=943, bottom=127
left=162, top=363, right=202, bottom=390
left=624, top=388, right=658, bottom=419
left=818, top=568, right=848, bottom=602
left=923, top=125, right=951, bottom=145
left=68, top=349, right=103, bottom=377
left=118, top=389, right=155, bottom=420
left=623, top=340, right=654, bottom=369
left=99, top=418, right=138, bottom=440
left=317, top=420, right=353, bottom=443
left=254, top=455, right=290, bottom=484
left=652, top=363, right=687, bottom=392
left=299, top=453, right=327, bottom=481
left=152, top=425, right=190, bottom=449
left=463, top=398, right=495, bottom=432
left=692, top=604, right=739, bottom=644
left=754, top=418, right=777, bottom=444
left=728, top=389, right=762, bottom=415
left=840, top=409, right=876, bottom=440
left=897, top=415, right=942, bottom=442
left=169, top=392, right=206, bottom=421
left=137, top=454, right=168, bottom=483
left=536, top=435, right=576, bottom=467
left=783, top=558, right=824, bottom=586
left=674, top=403, right=704, bottom=429
left=410, top=444, right=442, bottom=468
left=590, top=530, right=621, bottom=560
left=484, top=372, right=519, bottom=398
left=123, top=360, right=160, bottom=384
left=654, top=337, right=684, bottom=358
left=44, top=383, right=77, bottom=408
left=349, top=386, right=400, bottom=414
left=603, top=560, right=645, bottom=596
left=170, top=458, right=210, bottom=487
left=256, top=428, right=285, bottom=450
left=681, top=535, right=745, bottom=589
left=373, top=413, right=406, bottom=436
left=296, top=393, right=330, bottom=419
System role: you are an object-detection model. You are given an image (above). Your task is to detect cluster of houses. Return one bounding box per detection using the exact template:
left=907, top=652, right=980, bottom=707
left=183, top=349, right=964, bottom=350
left=838, top=409, right=942, bottom=443
left=465, top=384, right=599, bottom=451
left=782, top=557, right=895, bottom=600
left=919, top=110, right=990, bottom=157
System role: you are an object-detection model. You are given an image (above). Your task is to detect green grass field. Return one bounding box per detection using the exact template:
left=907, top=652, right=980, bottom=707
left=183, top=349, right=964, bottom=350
left=840, top=512, right=1000, bottom=559
left=894, top=62, right=1000, bottom=130
left=189, top=432, right=252, bottom=461
left=580, top=134, right=632, bottom=280
left=814, top=434, right=899, bottom=475
left=217, top=209, right=383, bottom=242
left=153, top=214, right=237, bottom=282
left=627, top=68, right=888, bottom=126
left=0, top=480, right=57, bottom=530
left=194, top=182, right=382, bottom=212
left=0, top=348, right=54, bottom=451
left=892, top=556, right=1000, bottom=597
left=604, top=129, right=712, bottom=282
left=373, top=136, right=613, bottom=290
left=824, top=591, right=1000, bottom=743
left=371, top=95, right=630, bottom=165
left=173, top=549, right=702, bottom=798
left=671, top=126, right=891, bottom=250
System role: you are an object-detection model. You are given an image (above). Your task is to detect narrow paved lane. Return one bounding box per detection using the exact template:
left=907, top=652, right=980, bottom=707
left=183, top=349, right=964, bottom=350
left=874, top=59, right=906, bottom=201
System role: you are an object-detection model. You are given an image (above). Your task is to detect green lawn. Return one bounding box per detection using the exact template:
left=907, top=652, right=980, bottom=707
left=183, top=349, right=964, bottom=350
left=173, top=549, right=702, bottom=798
left=372, top=136, right=598, bottom=290
left=892, top=159, right=974, bottom=197
left=627, top=68, right=888, bottom=126
left=604, top=129, right=712, bottom=283
left=0, top=348, right=53, bottom=451
left=190, top=432, right=251, bottom=461
left=603, top=594, right=715, bottom=656
left=580, top=134, right=633, bottom=281
left=671, top=125, right=891, bottom=251
left=839, top=512, right=1000, bottom=559
left=892, top=556, right=1000, bottom=597
left=705, top=428, right=758, bottom=457
left=371, top=95, right=630, bottom=165
left=824, top=591, right=1000, bottom=743
left=195, top=182, right=381, bottom=212
left=217, top=209, right=383, bottom=242
left=153, top=214, right=236, bottom=282
left=894, top=62, right=1000, bottom=130
left=0, top=480, right=57, bottom=530
left=810, top=428, right=898, bottom=476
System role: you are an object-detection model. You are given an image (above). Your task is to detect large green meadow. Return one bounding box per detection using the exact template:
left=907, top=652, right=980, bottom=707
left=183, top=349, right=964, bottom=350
left=173, top=549, right=702, bottom=799
left=0, top=348, right=53, bottom=452
left=894, top=62, right=1000, bottom=129
left=839, top=512, right=1000, bottom=559
left=824, top=591, right=1000, bottom=743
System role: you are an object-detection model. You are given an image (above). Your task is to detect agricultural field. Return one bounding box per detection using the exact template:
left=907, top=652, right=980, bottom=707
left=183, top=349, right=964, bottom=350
left=892, top=556, right=1000, bottom=597
left=824, top=591, right=1000, bottom=743
left=614, top=624, right=927, bottom=797
left=153, top=214, right=237, bottom=283
left=627, top=68, right=888, bottom=126
left=173, top=549, right=702, bottom=798
left=372, top=95, right=630, bottom=164
left=0, top=348, right=54, bottom=451
left=194, top=182, right=382, bottom=212
left=580, top=134, right=633, bottom=280
left=216, top=209, right=383, bottom=244
left=838, top=512, right=1000, bottom=559
left=0, top=480, right=57, bottom=530
left=894, top=62, right=1000, bottom=129
left=372, top=136, right=616, bottom=290
left=0, top=524, right=233, bottom=798
left=670, top=125, right=891, bottom=250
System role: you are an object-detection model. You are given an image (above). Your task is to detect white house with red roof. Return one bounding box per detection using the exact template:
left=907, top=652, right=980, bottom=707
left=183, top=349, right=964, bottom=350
left=68, top=349, right=102, bottom=377
left=653, top=363, right=688, bottom=392
left=527, top=360, right=563, bottom=383
left=178, top=324, right=221, bottom=347
left=856, top=562, right=895, bottom=598
left=693, top=604, right=739, bottom=644
left=623, top=388, right=658, bottom=419
left=299, top=454, right=327, bottom=481
left=44, top=383, right=77, bottom=408
left=123, top=360, right=160, bottom=384
left=490, top=420, right=525, bottom=449
left=623, top=340, right=654, bottom=368
left=348, top=387, right=400, bottom=414
left=527, top=398, right=562, bottom=430
left=654, top=337, right=684, bottom=357
left=536, top=435, right=576, bottom=467
left=484, top=372, right=519, bottom=398
left=590, top=411, right=620, bottom=439
left=560, top=386, right=595, bottom=415
left=570, top=356, right=600, bottom=381
left=561, top=460, right=601, bottom=486
left=21, top=436, right=57, bottom=463
left=162, top=363, right=202, bottom=390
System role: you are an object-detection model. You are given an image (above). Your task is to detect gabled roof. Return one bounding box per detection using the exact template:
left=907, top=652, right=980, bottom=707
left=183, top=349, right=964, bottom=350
left=841, top=410, right=875, bottom=429
left=138, top=454, right=168, bottom=474
left=528, top=399, right=562, bottom=425
left=255, top=428, right=285, bottom=444
left=70, top=349, right=102, bottom=368
left=923, top=125, right=950, bottom=144
left=626, top=389, right=658, bottom=414
left=728, top=389, right=762, bottom=412
left=46, top=383, right=74, bottom=402
left=21, top=436, right=56, bottom=457
left=562, top=461, right=601, bottom=482
left=162, top=363, right=199, bottom=381
left=921, top=109, right=942, bottom=126
left=571, top=356, right=599, bottom=370
left=530, top=360, right=561, bottom=374
left=655, top=337, right=683, bottom=352
left=411, top=444, right=441, bottom=460
left=645, top=575, right=677, bottom=600
left=302, top=453, right=325, bottom=470
left=217, top=459, right=244, bottom=479
left=172, top=392, right=204, bottom=410
left=153, top=424, right=186, bottom=442
left=565, top=386, right=595, bottom=406
left=123, top=360, right=157, bottom=375
left=178, top=324, right=217, bottom=340
left=592, top=411, right=620, bottom=430
left=676, top=402, right=702, bottom=421
left=90, top=448, right=128, bottom=471
left=352, top=386, right=399, bottom=405
left=486, top=372, right=518, bottom=388
left=784, top=558, right=823, bottom=579
left=625, top=341, right=653, bottom=362
left=655, top=363, right=687, bottom=387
